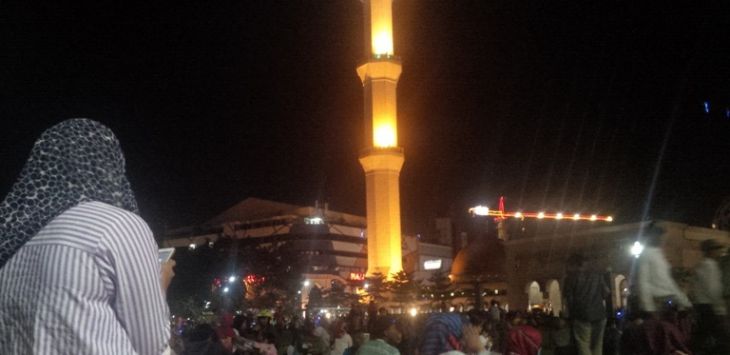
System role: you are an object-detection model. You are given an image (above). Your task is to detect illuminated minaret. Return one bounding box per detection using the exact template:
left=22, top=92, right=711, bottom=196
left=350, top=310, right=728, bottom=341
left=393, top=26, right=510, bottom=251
left=357, top=0, right=403, bottom=277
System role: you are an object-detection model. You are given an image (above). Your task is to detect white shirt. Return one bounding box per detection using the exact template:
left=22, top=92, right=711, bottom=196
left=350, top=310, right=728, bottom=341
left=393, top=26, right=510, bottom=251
left=0, top=202, right=170, bottom=354
left=331, top=333, right=353, bottom=355
left=637, top=246, right=691, bottom=311
left=693, top=257, right=726, bottom=315
left=315, top=325, right=331, bottom=347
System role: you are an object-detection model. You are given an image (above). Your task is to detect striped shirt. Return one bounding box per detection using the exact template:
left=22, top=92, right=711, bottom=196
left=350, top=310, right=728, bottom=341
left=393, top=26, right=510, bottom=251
left=0, top=201, right=170, bottom=354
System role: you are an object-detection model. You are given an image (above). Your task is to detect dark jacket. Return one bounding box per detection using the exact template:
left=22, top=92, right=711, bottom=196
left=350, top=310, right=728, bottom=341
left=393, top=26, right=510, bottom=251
left=564, top=270, right=610, bottom=322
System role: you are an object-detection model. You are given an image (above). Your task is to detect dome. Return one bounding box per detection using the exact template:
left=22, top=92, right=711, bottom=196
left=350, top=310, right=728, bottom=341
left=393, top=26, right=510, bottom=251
left=450, top=237, right=506, bottom=283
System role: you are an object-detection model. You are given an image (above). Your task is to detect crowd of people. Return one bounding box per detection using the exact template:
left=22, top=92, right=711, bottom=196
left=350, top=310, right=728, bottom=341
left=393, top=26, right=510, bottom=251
left=166, top=303, right=550, bottom=355
left=172, top=222, right=730, bottom=355
left=557, top=222, right=730, bottom=355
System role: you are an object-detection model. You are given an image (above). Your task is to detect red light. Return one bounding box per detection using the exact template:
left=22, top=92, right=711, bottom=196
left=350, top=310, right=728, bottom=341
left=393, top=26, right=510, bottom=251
left=244, top=274, right=265, bottom=284
left=349, top=272, right=365, bottom=281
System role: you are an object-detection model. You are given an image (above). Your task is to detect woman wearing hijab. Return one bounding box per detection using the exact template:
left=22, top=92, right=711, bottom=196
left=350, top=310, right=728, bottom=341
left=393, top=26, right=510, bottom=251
left=418, top=313, right=465, bottom=355
left=0, top=119, right=174, bottom=354
left=504, top=312, right=541, bottom=355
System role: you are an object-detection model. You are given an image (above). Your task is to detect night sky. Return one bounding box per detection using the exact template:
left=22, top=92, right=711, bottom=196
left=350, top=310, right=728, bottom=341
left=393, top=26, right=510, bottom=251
left=2, top=1, right=729, bottom=236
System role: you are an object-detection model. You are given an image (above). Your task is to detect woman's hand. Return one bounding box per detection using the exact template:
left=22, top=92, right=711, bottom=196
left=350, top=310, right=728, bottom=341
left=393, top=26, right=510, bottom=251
left=160, top=259, right=176, bottom=293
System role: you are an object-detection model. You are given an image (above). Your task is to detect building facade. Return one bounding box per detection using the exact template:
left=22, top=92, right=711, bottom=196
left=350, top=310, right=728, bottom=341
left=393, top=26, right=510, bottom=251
left=163, top=198, right=453, bottom=311
left=503, top=220, right=730, bottom=314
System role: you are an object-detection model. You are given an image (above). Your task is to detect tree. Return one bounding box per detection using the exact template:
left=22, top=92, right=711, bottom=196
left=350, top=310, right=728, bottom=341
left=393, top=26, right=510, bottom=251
left=166, top=238, right=316, bottom=313
left=308, top=284, right=323, bottom=308
left=167, top=237, right=247, bottom=314
left=240, top=242, right=306, bottom=310
left=169, top=295, right=206, bottom=321
left=425, top=269, right=452, bottom=311
left=324, top=280, right=359, bottom=308
left=364, top=272, right=388, bottom=302
left=389, top=270, right=420, bottom=306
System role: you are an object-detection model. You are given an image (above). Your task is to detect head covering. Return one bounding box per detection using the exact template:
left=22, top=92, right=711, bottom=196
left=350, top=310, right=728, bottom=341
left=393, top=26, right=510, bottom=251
left=216, top=325, right=234, bottom=339
left=219, top=312, right=234, bottom=327
left=506, top=325, right=542, bottom=355
left=0, top=119, right=138, bottom=269
left=418, top=313, right=464, bottom=355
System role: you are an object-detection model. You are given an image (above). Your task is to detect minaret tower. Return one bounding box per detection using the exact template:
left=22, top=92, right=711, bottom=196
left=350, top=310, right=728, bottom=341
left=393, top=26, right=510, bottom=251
left=357, top=0, right=404, bottom=277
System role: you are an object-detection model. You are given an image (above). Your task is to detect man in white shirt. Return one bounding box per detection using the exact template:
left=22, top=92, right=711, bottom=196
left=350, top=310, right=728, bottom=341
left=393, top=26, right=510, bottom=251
left=692, top=239, right=728, bottom=352
left=636, top=224, right=692, bottom=314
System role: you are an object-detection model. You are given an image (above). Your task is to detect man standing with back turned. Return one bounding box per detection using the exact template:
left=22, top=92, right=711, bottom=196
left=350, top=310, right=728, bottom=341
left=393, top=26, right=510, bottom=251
left=564, top=253, right=610, bottom=355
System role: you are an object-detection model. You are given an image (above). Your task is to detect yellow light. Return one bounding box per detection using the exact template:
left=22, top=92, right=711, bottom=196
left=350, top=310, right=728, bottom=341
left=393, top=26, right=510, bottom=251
left=409, top=307, right=417, bottom=317
left=373, top=124, right=397, bottom=147
left=471, top=206, right=489, bottom=216
left=590, top=214, right=598, bottom=221
left=373, top=31, right=393, bottom=56
left=607, top=216, right=614, bottom=222
left=573, top=213, right=580, bottom=220
left=369, top=0, right=394, bottom=56
left=556, top=213, right=563, bottom=220
left=537, top=212, right=545, bottom=219
left=514, top=212, right=523, bottom=218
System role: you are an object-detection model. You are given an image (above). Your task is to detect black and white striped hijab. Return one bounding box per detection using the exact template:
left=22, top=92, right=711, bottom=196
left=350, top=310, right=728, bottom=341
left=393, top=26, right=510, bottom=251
left=0, top=119, right=138, bottom=269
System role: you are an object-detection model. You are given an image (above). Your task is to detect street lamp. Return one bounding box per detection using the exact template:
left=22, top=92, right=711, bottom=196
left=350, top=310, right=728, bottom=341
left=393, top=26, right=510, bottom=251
left=630, top=241, right=644, bottom=258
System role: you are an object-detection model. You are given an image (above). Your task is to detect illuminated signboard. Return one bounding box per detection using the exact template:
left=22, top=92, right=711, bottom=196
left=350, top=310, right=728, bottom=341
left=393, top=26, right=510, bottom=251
left=349, top=272, right=365, bottom=281
left=423, top=259, right=442, bottom=270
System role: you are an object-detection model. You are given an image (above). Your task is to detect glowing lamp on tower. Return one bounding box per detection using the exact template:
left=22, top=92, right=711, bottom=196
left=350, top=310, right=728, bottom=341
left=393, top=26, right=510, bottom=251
left=373, top=31, right=393, bottom=57
left=369, top=0, right=394, bottom=56
left=373, top=123, right=397, bottom=148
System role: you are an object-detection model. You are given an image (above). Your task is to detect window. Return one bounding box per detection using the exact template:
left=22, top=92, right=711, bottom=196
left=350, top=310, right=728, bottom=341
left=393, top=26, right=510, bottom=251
left=423, top=259, right=442, bottom=270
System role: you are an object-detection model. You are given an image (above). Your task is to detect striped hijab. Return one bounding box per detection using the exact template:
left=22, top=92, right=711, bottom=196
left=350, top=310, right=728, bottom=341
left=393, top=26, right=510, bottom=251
left=0, top=119, right=138, bottom=269
left=419, top=313, right=464, bottom=355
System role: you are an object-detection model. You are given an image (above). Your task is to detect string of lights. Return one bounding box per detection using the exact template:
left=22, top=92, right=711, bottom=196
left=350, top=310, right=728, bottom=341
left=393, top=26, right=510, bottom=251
left=469, top=196, right=613, bottom=222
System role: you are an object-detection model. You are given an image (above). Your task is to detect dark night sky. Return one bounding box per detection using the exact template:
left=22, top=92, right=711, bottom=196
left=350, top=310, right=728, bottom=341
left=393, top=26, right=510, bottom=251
left=1, top=1, right=729, bottom=236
